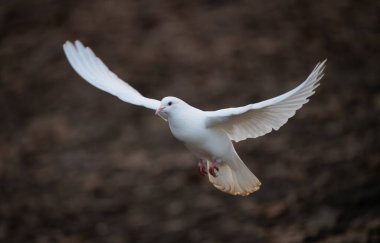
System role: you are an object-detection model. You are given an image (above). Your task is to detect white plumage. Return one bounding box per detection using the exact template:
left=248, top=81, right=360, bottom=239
left=205, top=61, right=325, bottom=141
left=63, top=41, right=160, bottom=110
left=63, top=40, right=326, bottom=196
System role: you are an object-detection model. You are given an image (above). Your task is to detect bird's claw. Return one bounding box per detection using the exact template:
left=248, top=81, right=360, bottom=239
left=198, top=159, right=207, bottom=176
left=209, top=166, right=219, bottom=177
left=209, top=160, right=221, bottom=177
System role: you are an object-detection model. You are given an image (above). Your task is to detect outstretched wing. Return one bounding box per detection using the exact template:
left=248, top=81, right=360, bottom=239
left=63, top=40, right=160, bottom=110
left=205, top=60, right=326, bottom=142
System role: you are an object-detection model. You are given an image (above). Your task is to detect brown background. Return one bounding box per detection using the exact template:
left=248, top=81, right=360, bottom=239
left=0, top=0, right=379, bottom=242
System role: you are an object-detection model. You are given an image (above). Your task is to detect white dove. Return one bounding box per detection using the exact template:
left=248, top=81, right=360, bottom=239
left=63, top=40, right=326, bottom=196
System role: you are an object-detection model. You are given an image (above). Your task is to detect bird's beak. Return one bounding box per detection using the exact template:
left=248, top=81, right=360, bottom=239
left=155, top=106, right=165, bottom=115
left=155, top=106, right=168, bottom=122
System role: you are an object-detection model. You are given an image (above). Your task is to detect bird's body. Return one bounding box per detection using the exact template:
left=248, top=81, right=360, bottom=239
left=63, top=40, right=326, bottom=196
left=167, top=104, right=224, bottom=159
left=170, top=107, right=229, bottom=162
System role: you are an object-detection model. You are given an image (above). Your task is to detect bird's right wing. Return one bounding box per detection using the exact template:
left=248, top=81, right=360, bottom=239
left=205, top=60, right=326, bottom=142
left=63, top=40, right=160, bottom=110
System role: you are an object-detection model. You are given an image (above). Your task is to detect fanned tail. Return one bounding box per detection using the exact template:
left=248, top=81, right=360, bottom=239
left=207, top=153, right=261, bottom=196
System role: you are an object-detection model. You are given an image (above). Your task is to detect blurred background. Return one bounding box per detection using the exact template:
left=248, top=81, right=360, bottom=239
left=0, top=0, right=379, bottom=242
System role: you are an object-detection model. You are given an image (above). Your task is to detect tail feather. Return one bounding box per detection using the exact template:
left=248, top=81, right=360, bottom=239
left=207, top=155, right=261, bottom=196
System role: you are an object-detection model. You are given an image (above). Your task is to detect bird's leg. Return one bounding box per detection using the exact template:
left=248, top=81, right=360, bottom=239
left=209, top=159, right=221, bottom=177
left=198, top=159, right=207, bottom=176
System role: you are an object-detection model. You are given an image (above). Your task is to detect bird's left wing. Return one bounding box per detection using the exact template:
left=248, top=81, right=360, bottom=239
left=204, top=60, right=326, bottom=142
left=63, top=40, right=160, bottom=110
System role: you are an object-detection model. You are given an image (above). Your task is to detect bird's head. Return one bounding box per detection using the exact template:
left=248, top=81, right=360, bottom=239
left=155, top=96, right=186, bottom=121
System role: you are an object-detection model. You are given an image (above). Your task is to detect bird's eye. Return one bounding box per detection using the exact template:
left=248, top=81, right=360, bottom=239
left=168, top=101, right=172, bottom=106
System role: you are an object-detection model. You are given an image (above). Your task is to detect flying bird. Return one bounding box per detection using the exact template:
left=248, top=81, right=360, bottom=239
left=63, top=40, right=326, bottom=196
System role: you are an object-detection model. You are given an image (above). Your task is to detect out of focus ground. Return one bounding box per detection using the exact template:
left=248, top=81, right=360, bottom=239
left=0, top=0, right=379, bottom=242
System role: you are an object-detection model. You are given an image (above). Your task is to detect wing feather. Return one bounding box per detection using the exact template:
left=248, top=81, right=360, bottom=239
left=63, top=40, right=160, bottom=110
left=205, top=60, right=326, bottom=142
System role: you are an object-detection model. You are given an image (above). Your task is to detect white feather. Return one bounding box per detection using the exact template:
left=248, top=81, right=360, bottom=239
left=205, top=60, right=326, bottom=142
left=63, top=40, right=160, bottom=110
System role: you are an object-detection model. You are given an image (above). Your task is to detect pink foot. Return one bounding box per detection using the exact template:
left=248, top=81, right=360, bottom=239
left=198, top=159, right=207, bottom=176
left=209, top=159, right=221, bottom=177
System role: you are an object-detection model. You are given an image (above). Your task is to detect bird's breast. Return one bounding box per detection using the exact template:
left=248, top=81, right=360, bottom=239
left=169, top=121, right=205, bottom=144
left=170, top=120, right=232, bottom=161
left=168, top=114, right=207, bottom=144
